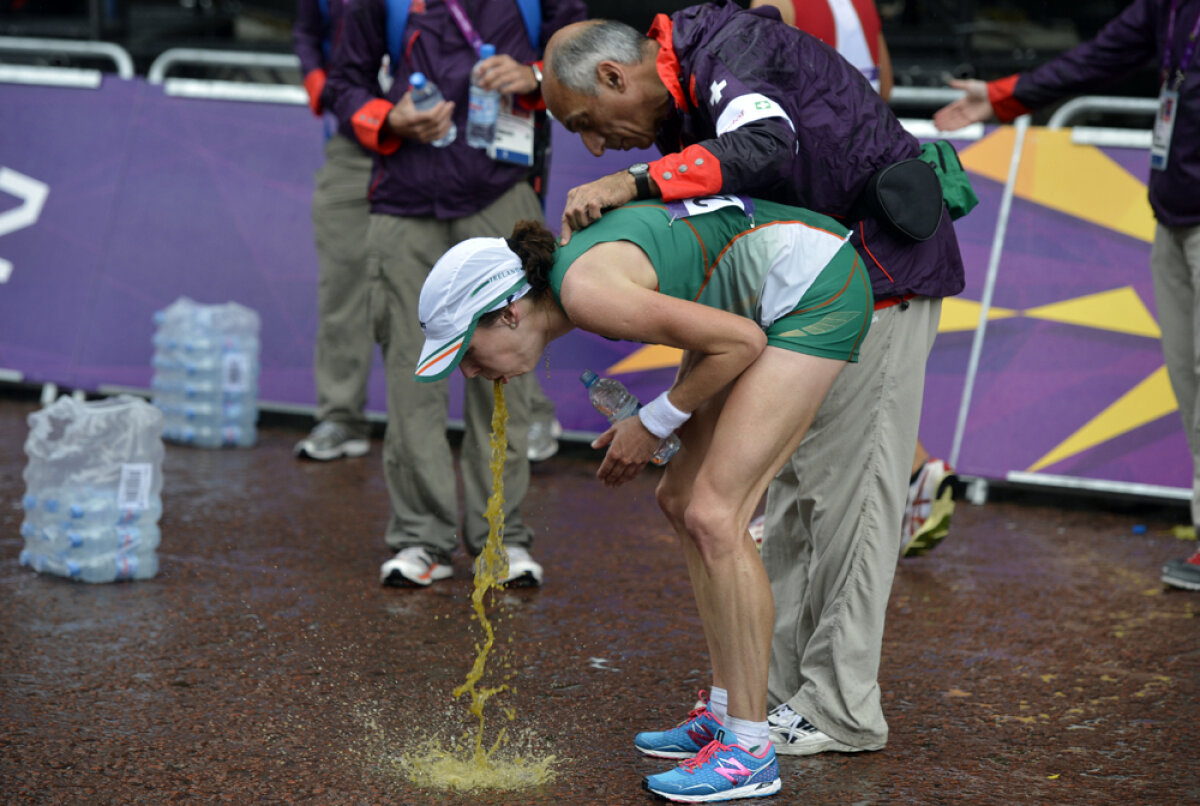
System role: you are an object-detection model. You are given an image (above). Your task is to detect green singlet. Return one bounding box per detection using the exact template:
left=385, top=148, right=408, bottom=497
left=550, top=198, right=874, bottom=362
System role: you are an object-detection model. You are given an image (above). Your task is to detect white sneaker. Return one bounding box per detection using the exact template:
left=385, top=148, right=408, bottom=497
left=767, top=704, right=872, bottom=756
left=487, top=545, right=543, bottom=587
left=294, top=421, right=370, bottom=461
left=901, top=457, right=957, bottom=557
left=527, top=417, right=563, bottom=463
left=380, top=547, right=452, bottom=587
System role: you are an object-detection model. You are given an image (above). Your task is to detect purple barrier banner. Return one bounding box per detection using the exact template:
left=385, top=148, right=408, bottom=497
left=0, top=77, right=1187, bottom=495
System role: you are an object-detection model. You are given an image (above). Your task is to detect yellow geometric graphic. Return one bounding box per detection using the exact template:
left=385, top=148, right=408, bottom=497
left=607, top=344, right=683, bottom=375
left=1027, top=366, right=1177, bottom=472
left=1023, top=286, right=1161, bottom=338
left=959, top=127, right=1156, bottom=243
left=938, top=297, right=1018, bottom=333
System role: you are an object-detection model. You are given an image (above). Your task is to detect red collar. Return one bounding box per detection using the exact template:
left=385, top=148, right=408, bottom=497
left=649, top=14, right=687, bottom=111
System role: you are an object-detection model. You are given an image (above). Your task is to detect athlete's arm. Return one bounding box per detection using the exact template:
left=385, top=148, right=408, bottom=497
left=560, top=241, right=767, bottom=486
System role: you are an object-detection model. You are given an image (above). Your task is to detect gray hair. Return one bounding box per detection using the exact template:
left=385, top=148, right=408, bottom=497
left=548, top=20, right=646, bottom=96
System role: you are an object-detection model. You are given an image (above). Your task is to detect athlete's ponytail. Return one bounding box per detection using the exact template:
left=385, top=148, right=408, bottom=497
left=506, top=220, right=557, bottom=298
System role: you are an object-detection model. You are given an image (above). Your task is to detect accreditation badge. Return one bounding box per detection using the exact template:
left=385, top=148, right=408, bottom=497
left=1150, top=85, right=1179, bottom=171
left=487, top=95, right=536, bottom=167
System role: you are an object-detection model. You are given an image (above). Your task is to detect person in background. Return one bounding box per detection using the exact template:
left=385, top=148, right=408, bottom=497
left=541, top=1, right=965, bottom=762
left=292, top=0, right=376, bottom=462
left=294, top=0, right=564, bottom=466
left=750, top=0, right=891, bottom=99
left=750, top=0, right=958, bottom=559
left=325, top=0, right=587, bottom=588
left=932, top=0, right=1199, bottom=591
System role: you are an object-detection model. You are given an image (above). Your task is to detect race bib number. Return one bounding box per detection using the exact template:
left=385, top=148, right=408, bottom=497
left=664, top=195, right=756, bottom=221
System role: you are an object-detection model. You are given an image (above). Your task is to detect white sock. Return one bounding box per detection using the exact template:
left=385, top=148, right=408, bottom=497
left=708, top=686, right=728, bottom=723
left=724, top=714, right=770, bottom=754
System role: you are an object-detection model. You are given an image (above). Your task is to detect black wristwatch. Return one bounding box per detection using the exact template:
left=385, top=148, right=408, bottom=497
left=628, top=162, right=652, bottom=200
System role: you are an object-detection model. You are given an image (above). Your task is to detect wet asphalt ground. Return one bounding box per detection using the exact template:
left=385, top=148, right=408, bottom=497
left=1, top=391, right=1197, bottom=805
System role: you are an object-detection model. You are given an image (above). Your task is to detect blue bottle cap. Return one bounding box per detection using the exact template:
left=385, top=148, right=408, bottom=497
left=410, top=71, right=427, bottom=89
left=480, top=44, right=496, bottom=59
left=580, top=370, right=598, bottom=386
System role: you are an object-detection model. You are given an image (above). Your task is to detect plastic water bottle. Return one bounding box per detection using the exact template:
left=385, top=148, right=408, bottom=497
left=20, top=394, right=164, bottom=583
left=37, top=522, right=162, bottom=558
left=580, top=370, right=681, bottom=465
left=467, top=44, right=499, bottom=149
left=410, top=71, right=456, bottom=148
left=151, top=298, right=259, bottom=448
left=23, top=551, right=159, bottom=583
left=63, top=485, right=163, bottom=527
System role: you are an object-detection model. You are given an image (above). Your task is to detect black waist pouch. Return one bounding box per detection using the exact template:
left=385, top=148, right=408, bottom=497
left=852, top=158, right=944, bottom=242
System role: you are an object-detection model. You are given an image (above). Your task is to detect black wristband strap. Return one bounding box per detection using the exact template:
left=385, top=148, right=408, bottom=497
left=628, top=162, right=651, bottom=200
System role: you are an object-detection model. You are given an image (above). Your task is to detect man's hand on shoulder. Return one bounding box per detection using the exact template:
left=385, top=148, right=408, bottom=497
left=560, top=171, right=640, bottom=245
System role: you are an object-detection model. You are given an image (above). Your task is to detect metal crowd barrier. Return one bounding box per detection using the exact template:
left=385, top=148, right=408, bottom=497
left=0, top=35, right=134, bottom=87
left=1047, top=95, right=1158, bottom=149
left=147, top=48, right=306, bottom=105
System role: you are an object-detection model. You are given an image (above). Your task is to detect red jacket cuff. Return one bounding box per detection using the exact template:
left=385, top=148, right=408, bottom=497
left=303, top=69, right=326, bottom=116
left=515, top=60, right=547, bottom=111
left=352, top=98, right=402, bottom=155
left=987, top=74, right=1030, bottom=123
left=648, top=145, right=722, bottom=201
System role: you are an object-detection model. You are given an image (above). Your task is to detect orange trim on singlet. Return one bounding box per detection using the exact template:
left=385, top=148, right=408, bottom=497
left=776, top=252, right=856, bottom=318
left=680, top=218, right=711, bottom=298
left=697, top=219, right=847, bottom=301
left=648, top=14, right=687, bottom=111
left=849, top=255, right=872, bottom=355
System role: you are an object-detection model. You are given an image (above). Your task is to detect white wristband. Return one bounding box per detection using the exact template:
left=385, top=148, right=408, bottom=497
left=638, top=391, right=691, bottom=439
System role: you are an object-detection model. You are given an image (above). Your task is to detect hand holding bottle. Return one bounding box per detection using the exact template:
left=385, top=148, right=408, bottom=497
left=472, top=51, right=540, bottom=95
left=591, top=416, right=667, bottom=487
left=389, top=73, right=456, bottom=146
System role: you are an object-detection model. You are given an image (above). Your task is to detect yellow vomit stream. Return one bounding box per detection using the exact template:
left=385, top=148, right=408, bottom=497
left=402, top=381, right=557, bottom=792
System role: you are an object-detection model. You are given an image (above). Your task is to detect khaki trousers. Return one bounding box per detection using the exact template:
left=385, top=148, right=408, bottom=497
left=1150, top=222, right=1200, bottom=526
left=311, top=134, right=374, bottom=439
left=367, top=182, right=544, bottom=559
left=762, top=297, right=940, bottom=750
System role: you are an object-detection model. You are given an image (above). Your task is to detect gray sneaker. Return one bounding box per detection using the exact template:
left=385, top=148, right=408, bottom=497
left=1163, top=549, right=1200, bottom=590
left=527, top=417, right=563, bottom=463
left=294, top=421, right=369, bottom=461
left=767, top=703, right=878, bottom=756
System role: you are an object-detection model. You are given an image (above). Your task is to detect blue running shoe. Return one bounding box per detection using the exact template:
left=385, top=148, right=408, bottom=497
left=635, top=694, right=723, bottom=759
left=644, top=738, right=781, bottom=803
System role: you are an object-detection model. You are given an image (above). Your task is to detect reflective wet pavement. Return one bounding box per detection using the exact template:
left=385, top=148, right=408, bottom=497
left=1, top=393, right=1196, bottom=805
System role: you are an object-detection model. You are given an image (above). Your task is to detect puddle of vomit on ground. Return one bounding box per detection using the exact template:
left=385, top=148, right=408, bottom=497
left=397, top=380, right=558, bottom=792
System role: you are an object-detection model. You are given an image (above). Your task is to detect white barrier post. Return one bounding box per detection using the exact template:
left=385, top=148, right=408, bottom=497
left=949, top=114, right=1031, bottom=478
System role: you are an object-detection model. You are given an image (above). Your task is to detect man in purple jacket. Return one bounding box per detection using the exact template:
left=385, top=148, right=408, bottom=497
left=540, top=2, right=965, bottom=795
left=292, top=0, right=377, bottom=463
left=324, top=0, right=586, bottom=589
left=935, top=0, right=1200, bottom=592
